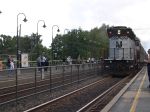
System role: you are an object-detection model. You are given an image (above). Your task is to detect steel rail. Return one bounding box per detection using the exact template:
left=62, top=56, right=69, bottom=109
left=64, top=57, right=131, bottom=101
left=0, top=74, right=97, bottom=106
left=77, top=76, right=130, bottom=112
left=24, top=77, right=111, bottom=112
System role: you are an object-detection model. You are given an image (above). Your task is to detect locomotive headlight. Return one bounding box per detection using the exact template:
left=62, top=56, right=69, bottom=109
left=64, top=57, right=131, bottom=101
left=126, top=60, right=129, bottom=63
left=118, top=30, right=121, bottom=35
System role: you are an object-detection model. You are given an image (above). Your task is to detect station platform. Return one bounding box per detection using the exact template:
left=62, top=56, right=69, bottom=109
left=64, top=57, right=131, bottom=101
left=102, top=66, right=150, bottom=112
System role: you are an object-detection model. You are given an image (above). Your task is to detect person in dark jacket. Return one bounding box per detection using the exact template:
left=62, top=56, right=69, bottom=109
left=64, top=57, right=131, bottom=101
left=37, top=56, right=42, bottom=71
left=7, top=56, right=11, bottom=69
left=44, top=58, right=49, bottom=71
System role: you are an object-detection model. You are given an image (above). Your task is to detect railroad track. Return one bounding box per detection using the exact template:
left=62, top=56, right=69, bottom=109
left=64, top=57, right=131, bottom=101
left=0, top=69, right=96, bottom=105
left=1, top=64, right=137, bottom=112
left=24, top=72, right=136, bottom=112
left=24, top=77, right=122, bottom=112
left=77, top=75, right=131, bottom=112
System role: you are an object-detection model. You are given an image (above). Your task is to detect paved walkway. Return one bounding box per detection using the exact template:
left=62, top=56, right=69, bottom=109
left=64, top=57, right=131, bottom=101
left=102, top=66, right=150, bottom=112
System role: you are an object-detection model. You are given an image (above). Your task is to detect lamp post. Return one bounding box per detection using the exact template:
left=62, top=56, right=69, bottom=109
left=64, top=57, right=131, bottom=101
left=16, top=13, right=27, bottom=68
left=51, top=25, right=60, bottom=65
left=36, top=20, right=46, bottom=57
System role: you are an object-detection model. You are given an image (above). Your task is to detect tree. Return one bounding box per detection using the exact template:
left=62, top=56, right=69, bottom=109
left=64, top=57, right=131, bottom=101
left=0, top=33, right=51, bottom=61
left=52, top=24, right=109, bottom=60
left=0, top=35, right=16, bottom=54
left=0, top=23, right=109, bottom=62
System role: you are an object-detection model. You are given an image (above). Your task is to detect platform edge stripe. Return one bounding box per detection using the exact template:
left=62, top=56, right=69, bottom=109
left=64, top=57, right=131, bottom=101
left=101, top=67, right=144, bottom=112
left=130, top=70, right=147, bottom=112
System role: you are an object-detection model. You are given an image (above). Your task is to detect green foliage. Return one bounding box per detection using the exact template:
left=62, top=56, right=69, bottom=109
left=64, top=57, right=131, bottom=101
left=0, top=35, right=16, bottom=54
left=0, top=33, right=51, bottom=61
left=52, top=24, right=109, bottom=60
left=0, top=23, right=109, bottom=61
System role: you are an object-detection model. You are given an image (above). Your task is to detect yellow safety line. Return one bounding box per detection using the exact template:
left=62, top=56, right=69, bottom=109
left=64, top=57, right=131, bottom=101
left=130, top=71, right=147, bottom=112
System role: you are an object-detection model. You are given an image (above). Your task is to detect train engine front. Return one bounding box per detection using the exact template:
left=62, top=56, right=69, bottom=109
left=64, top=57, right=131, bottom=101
left=104, top=26, right=142, bottom=76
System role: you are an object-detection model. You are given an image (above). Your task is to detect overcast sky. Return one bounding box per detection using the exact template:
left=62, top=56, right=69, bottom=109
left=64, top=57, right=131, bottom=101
left=0, top=0, right=150, bottom=51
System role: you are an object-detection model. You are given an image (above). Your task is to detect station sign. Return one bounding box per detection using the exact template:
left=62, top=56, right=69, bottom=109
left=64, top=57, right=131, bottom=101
left=21, top=53, right=29, bottom=67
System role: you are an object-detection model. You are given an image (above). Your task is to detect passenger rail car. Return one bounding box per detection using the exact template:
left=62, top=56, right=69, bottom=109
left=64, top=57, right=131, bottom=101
left=104, top=26, right=147, bottom=76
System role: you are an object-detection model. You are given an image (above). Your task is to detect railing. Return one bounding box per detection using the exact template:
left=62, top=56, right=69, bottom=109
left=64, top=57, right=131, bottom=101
left=0, top=59, right=100, bottom=70
left=0, top=60, right=64, bottom=69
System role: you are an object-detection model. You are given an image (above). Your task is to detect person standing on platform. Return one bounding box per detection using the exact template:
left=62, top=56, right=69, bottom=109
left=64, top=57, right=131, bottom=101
left=7, top=56, right=14, bottom=76
left=145, top=49, right=150, bottom=88
left=10, top=58, right=14, bottom=70
left=7, top=56, right=11, bottom=69
left=41, top=55, right=46, bottom=67
left=0, top=58, right=3, bottom=71
left=44, top=58, right=49, bottom=71
left=37, top=56, right=42, bottom=71
left=62, top=57, right=66, bottom=65
left=67, top=56, right=72, bottom=65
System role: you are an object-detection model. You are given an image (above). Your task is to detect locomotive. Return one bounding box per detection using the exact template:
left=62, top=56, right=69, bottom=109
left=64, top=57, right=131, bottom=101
left=103, top=26, right=147, bottom=76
